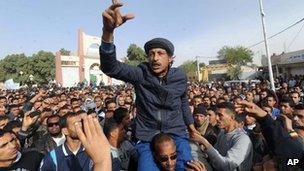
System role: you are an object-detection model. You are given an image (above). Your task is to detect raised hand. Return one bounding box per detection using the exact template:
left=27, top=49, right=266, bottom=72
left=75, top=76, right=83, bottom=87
left=21, top=111, right=39, bottom=131
left=75, top=115, right=111, bottom=171
left=234, top=100, right=268, bottom=118
left=186, top=160, right=207, bottom=171
left=102, top=0, right=134, bottom=33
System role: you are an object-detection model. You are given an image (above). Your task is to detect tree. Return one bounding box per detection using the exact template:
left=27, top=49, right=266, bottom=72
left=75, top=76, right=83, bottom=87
left=217, top=46, right=253, bottom=65
left=30, top=51, right=55, bottom=85
left=178, top=60, right=205, bottom=75
left=59, top=48, right=70, bottom=55
left=217, top=46, right=253, bottom=80
left=0, top=51, right=55, bottom=85
left=227, top=65, right=242, bottom=80
left=124, top=44, right=147, bottom=66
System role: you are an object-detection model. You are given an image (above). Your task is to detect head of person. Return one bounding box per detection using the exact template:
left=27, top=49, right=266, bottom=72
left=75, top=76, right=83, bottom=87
left=9, top=104, right=20, bottom=118
left=266, top=95, right=277, bottom=108
left=125, top=95, right=133, bottom=104
left=151, top=133, right=177, bottom=171
left=246, top=91, right=254, bottom=102
left=193, top=104, right=208, bottom=127
left=61, top=112, right=82, bottom=140
left=245, top=114, right=256, bottom=126
left=0, top=130, right=19, bottom=167
left=215, top=102, right=237, bottom=132
left=0, top=116, right=9, bottom=130
left=280, top=97, right=295, bottom=118
left=235, top=113, right=246, bottom=128
left=210, top=96, right=217, bottom=106
left=290, top=91, right=301, bottom=105
left=203, top=96, right=211, bottom=108
left=3, top=121, right=22, bottom=135
left=0, top=96, right=7, bottom=107
left=192, top=95, right=203, bottom=107
left=46, top=115, right=61, bottom=137
left=207, top=107, right=218, bottom=126
left=105, top=98, right=117, bottom=112
left=260, top=90, right=268, bottom=100
left=144, top=38, right=174, bottom=78
left=113, top=107, right=131, bottom=129
left=71, top=98, right=80, bottom=109
left=94, top=96, right=103, bottom=108
left=103, top=118, right=125, bottom=144
left=293, top=104, right=304, bottom=129
left=116, top=95, right=125, bottom=107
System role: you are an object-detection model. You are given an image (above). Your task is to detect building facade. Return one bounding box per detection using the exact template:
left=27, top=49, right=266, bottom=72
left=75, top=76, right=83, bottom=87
left=55, top=30, right=122, bottom=87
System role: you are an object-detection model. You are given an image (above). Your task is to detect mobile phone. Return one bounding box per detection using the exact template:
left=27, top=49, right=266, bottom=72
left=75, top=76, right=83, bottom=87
left=29, top=111, right=41, bottom=118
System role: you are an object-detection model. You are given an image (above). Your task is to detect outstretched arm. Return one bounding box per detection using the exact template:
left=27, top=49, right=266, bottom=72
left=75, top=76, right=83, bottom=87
left=100, top=1, right=143, bottom=84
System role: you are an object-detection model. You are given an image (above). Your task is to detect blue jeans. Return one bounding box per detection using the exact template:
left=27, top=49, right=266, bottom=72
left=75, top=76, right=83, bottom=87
left=136, top=135, right=192, bottom=171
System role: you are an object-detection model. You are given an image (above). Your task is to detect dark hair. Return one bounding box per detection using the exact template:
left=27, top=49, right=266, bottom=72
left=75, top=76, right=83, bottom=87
left=71, top=98, right=79, bottom=103
left=60, top=112, right=78, bottom=127
left=87, top=109, right=96, bottom=115
left=3, top=120, right=22, bottom=132
left=151, top=133, right=175, bottom=153
left=216, top=102, right=236, bottom=117
left=280, top=96, right=296, bottom=108
left=0, top=115, right=9, bottom=121
left=235, top=113, right=246, bottom=124
left=105, top=98, right=116, bottom=108
left=290, top=91, right=300, bottom=97
left=9, top=104, right=19, bottom=109
left=294, top=104, right=304, bottom=110
left=103, top=118, right=120, bottom=138
left=46, top=115, right=61, bottom=124
left=193, top=95, right=202, bottom=99
left=113, top=107, right=129, bottom=124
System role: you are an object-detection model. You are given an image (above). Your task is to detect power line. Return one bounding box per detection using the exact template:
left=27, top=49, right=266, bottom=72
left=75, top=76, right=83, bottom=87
left=287, top=22, right=304, bottom=50
left=248, top=17, right=304, bottom=49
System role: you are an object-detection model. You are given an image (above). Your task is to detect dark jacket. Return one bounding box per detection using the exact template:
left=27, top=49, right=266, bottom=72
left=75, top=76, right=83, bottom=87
left=258, top=114, right=304, bottom=170
left=99, top=43, right=194, bottom=142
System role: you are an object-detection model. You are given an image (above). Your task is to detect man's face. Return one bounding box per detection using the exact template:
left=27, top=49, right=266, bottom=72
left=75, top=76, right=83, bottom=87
left=64, top=115, right=82, bottom=139
left=122, top=114, right=131, bottom=128
left=47, top=117, right=61, bottom=137
left=33, top=101, right=42, bottom=110
left=267, top=97, right=276, bottom=107
left=0, top=98, right=7, bottom=107
left=118, top=97, right=125, bottom=107
left=246, top=92, right=254, bottom=102
left=94, top=97, right=103, bottom=108
left=60, top=94, right=67, bottom=101
left=293, top=109, right=304, bottom=128
left=0, top=133, right=19, bottom=162
left=107, top=102, right=117, bottom=112
left=216, top=108, right=234, bottom=129
left=280, top=103, right=293, bottom=117
left=10, top=107, right=20, bottom=117
left=260, top=91, right=267, bottom=99
left=194, top=113, right=207, bottom=127
left=155, top=141, right=177, bottom=171
left=193, top=98, right=202, bottom=107
left=71, top=100, right=80, bottom=108
left=0, top=119, right=9, bottom=129
left=148, top=48, right=172, bottom=77
left=245, top=115, right=256, bottom=126
left=203, top=98, right=211, bottom=107
left=207, top=110, right=217, bottom=125
left=291, top=93, right=301, bottom=104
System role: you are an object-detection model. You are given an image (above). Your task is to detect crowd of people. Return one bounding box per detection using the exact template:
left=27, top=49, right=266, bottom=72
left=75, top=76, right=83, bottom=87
left=1, top=75, right=304, bottom=171
left=1, top=1, right=304, bottom=171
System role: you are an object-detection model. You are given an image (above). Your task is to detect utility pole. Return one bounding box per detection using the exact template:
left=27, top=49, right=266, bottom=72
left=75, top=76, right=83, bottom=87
left=258, top=0, right=275, bottom=92
left=196, top=56, right=200, bottom=82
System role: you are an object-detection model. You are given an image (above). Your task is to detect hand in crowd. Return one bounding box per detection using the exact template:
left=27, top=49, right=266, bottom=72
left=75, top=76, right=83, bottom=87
left=186, top=160, right=207, bottom=171
left=75, top=115, right=111, bottom=171
left=234, top=100, right=268, bottom=118
left=21, top=111, right=39, bottom=131
left=279, top=114, right=293, bottom=132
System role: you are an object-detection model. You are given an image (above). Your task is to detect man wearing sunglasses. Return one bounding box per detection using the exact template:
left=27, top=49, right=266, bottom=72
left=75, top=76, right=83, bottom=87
left=34, top=115, right=66, bottom=154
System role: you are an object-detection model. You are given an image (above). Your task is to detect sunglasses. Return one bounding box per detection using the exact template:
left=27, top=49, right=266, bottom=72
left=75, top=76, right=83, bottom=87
left=47, top=122, right=59, bottom=127
left=159, top=154, right=177, bottom=162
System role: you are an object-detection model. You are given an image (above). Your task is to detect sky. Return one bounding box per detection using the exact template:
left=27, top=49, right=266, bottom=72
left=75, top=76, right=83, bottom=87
left=1, top=0, right=304, bottom=66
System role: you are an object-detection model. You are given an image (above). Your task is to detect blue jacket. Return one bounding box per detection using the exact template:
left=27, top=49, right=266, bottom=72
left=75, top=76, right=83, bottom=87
left=39, top=143, right=93, bottom=171
left=99, top=42, right=194, bottom=142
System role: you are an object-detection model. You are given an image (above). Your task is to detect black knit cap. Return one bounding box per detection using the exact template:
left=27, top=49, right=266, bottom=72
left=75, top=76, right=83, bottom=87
left=193, top=104, right=207, bottom=115
left=144, top=38, right=174, bottom=56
